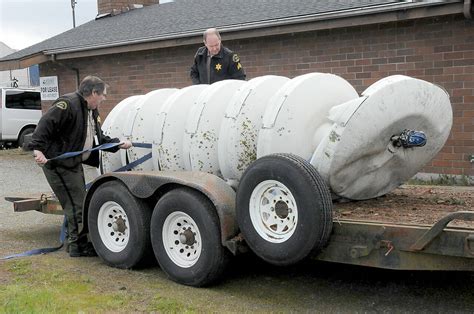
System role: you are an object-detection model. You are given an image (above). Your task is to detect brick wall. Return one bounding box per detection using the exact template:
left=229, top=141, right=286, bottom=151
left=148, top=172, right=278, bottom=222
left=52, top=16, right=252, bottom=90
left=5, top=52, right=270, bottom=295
left=39, top=14, right=474, bottom=177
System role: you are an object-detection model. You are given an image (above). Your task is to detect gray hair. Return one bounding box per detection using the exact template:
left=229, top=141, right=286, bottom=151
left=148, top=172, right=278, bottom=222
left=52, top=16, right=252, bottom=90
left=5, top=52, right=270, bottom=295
left=79, top=75, right=108, bottom=97
left=203, top=28, right=221, bottom=42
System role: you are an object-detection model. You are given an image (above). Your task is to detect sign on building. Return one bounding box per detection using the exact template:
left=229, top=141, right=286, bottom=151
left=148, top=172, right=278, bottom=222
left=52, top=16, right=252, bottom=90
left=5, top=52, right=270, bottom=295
left=40, top=76, right=59, bottom=100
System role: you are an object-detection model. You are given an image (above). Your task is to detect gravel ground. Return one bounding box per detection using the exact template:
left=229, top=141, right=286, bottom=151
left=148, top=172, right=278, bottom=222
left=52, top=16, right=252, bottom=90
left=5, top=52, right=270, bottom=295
left=1, top=148, right=474, bottom=312
left=0, top=148, right=99, bottom=256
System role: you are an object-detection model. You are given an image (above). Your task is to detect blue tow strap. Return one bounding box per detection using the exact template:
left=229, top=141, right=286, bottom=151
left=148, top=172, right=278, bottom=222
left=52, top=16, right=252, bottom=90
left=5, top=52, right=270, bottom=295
left=1, top=142, right=152, bottom=260
left=1, top=216, right=68, bottom=260
left=128, top=142, right=152, bottom=149
left=49, top=142, right=123, bottom=161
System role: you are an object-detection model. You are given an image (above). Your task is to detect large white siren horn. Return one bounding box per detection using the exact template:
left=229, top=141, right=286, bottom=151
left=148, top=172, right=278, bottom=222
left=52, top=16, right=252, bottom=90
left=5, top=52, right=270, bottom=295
left=125, top=89, right=178, bottom=171
left=183, top=80, right=246, bottom=176
left=257, top=73, right=359, bottom=161
left=218, top=75, right=290, bottom=187
left=154, top=85, right=208, bottom=171
left=311, top=75, right=453, bottom=200
left=100, top=95, right=143, bottom=174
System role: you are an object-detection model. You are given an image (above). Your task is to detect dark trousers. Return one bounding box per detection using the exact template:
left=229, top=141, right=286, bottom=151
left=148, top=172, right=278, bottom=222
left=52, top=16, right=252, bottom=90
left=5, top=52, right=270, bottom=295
left=42, top=163, right=87, bottom=246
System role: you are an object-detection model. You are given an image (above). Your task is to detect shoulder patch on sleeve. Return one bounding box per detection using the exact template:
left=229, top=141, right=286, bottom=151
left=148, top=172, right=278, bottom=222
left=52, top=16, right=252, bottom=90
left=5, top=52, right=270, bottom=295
left=55, top=101, right=68, bottom=110
left=232, top=54, right=240, bottom=63
left=97, top=115, right=102, bottom=124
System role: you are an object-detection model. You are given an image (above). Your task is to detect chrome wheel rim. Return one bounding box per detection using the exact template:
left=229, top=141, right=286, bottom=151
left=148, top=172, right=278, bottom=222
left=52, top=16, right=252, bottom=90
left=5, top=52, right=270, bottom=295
left=249, top=180, right=298, bottom=243
left=162, top=211, right=202, bottom=268
left=97, top=201, right=130, bottom=252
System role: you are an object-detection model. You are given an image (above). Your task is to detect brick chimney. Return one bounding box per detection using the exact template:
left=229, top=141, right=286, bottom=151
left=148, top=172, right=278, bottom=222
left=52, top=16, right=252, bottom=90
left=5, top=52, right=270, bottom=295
left=97, top=0, right=159, bottom=15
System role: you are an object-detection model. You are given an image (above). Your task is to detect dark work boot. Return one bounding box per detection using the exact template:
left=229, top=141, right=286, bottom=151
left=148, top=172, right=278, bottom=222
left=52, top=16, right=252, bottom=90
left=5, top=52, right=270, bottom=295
left=69, top=242, right=97, bottom=257
left=80, top=242, right=98, bottom=257
left=69, top=243, right=82, bottom=257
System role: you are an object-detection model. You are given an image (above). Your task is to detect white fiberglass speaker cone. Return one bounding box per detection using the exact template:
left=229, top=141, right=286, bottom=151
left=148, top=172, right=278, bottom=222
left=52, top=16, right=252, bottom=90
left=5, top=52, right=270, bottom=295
left=100, top=95, right=142, bottom=174
left=120, top=94, right=147, bottom=167
left=257, top=73, right=359, bottom=161
left=154, top=85, right=208, bottom=171
left=311, top=75, right=452, bottom=200
left=183, top=80, right=246, bottom=176
left=126, top=88, right=178, bottom=171
left=101, top=95, right=140, bottom=132
left=218, top=75, right=290, bottom=186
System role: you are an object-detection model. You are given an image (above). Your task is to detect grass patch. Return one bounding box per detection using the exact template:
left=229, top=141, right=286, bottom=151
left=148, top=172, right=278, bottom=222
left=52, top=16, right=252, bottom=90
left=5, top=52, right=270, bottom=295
left=147, top=296, right=196, bottom=313
left=407, top=174, right=472, bottom=186
left=8, top=259, right=31, bottom=277
left=0, top=259, right=130, bottom=313
left=0, top=257, right=203, bottom=312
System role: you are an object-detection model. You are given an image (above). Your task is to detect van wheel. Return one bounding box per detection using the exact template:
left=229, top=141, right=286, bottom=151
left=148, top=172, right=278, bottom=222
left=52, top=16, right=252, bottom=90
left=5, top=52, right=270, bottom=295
left=88, top=181, right=153, bottom=268
left=236, top=153, right=333, bottom=266
left=18, top=127, right=35, bottom=148
left=150, top=187, right=229, bottom=287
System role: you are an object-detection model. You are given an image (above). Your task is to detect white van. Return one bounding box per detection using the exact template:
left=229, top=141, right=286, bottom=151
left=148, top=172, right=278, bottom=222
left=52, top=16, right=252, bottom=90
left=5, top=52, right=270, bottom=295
left=0, top=87, right=41, bottom=147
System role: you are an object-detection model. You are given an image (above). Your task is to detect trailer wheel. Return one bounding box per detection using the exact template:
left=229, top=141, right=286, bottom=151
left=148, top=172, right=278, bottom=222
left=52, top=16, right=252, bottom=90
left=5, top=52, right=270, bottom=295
left=236, top=153, right=333, bottom=266
left=150, top=187, right=229, bottom=287
left=88, top=181, right=152, bottom=268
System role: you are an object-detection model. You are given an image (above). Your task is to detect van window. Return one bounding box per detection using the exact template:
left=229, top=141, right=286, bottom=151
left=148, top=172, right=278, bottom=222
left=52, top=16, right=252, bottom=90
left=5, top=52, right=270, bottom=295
left=5, top=90, right=41, bottom=110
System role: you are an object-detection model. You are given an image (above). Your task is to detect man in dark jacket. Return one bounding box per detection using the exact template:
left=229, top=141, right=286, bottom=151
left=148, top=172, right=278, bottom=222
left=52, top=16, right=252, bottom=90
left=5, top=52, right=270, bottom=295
left=29, top=76, right=132, bottom=257
left=190, top=28, right=246, bottom=84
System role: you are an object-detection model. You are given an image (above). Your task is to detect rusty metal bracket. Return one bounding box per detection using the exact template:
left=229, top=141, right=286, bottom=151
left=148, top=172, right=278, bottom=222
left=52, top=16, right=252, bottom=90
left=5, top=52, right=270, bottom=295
left=465, top=235, right=474, bottom=256
left=347, top=227, right=386, bottom=259
left=410, top=211, right=474, bottom=251
left=40, top=193, right=48, bottom=204
left=349, top=245, right=371, bottom=258
left=380, top=240, right=395, bottom=256
left=12, top=198, right=42, bottom=212
left=224, top=234, right=249, bottom=256
left=5, top=193, right=61, bottom=214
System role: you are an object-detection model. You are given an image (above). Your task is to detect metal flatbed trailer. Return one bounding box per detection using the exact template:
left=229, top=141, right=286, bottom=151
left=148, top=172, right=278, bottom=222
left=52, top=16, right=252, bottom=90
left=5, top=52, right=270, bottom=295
left=6, top=154, right=474, bottom=286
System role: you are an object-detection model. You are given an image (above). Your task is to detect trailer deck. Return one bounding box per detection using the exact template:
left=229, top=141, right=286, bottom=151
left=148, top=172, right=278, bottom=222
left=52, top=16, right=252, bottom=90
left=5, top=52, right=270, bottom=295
left=10, top=184, right=473, bottom=226
left=333, top=185, right=473, bottom=227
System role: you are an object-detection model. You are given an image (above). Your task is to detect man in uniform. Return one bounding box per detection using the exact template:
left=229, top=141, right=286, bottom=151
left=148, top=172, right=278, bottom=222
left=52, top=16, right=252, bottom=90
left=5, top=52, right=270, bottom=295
left=190, top=28, right=246, bottom=84
left=29, top=76, right=132, bottom=257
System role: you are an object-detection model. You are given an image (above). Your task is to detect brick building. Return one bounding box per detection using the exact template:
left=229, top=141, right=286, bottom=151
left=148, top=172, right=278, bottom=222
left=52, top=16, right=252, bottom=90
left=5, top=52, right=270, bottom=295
left=0, top=0, right=473, bottom=178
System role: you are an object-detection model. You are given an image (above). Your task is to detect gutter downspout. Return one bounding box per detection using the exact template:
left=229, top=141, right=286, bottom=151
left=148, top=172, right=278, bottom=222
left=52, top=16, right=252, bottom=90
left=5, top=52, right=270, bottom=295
left=465, top=0, right=472, bottom=18
left=73, top=67, right=80, bottom=89
left=51, top=53, right=80, bottom=89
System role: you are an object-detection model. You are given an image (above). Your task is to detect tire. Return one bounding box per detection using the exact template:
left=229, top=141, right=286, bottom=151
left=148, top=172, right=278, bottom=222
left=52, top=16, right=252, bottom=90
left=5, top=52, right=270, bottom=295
left=88, top=181, right=153, bottom=268
left=150, top=187, right=229, bottom=287
left=236, top=153, right=333, bottom=266
left=18, top=127, right=35, bottom=149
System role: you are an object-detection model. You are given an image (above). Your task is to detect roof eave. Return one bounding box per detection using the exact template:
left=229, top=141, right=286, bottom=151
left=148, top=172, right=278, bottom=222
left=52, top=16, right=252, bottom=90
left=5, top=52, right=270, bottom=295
left=0, top=53, right=50, bottom=71
left=0, top=1, right=466, bottom=70
left=51, top=1, right=465, bottom=60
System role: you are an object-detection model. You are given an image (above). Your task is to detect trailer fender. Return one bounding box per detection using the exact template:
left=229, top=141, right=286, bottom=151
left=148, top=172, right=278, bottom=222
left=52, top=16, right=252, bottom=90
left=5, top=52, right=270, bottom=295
left=83, top=171, right=238, bottom=245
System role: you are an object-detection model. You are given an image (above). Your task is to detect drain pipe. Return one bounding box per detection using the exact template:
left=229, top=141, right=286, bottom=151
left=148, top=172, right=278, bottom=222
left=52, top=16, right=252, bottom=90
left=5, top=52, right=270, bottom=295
left=50, top=53, right=80, bottom=89
left=465, top=0, right=472, bottom=19
left=72, top=67, right=80, bottom=89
